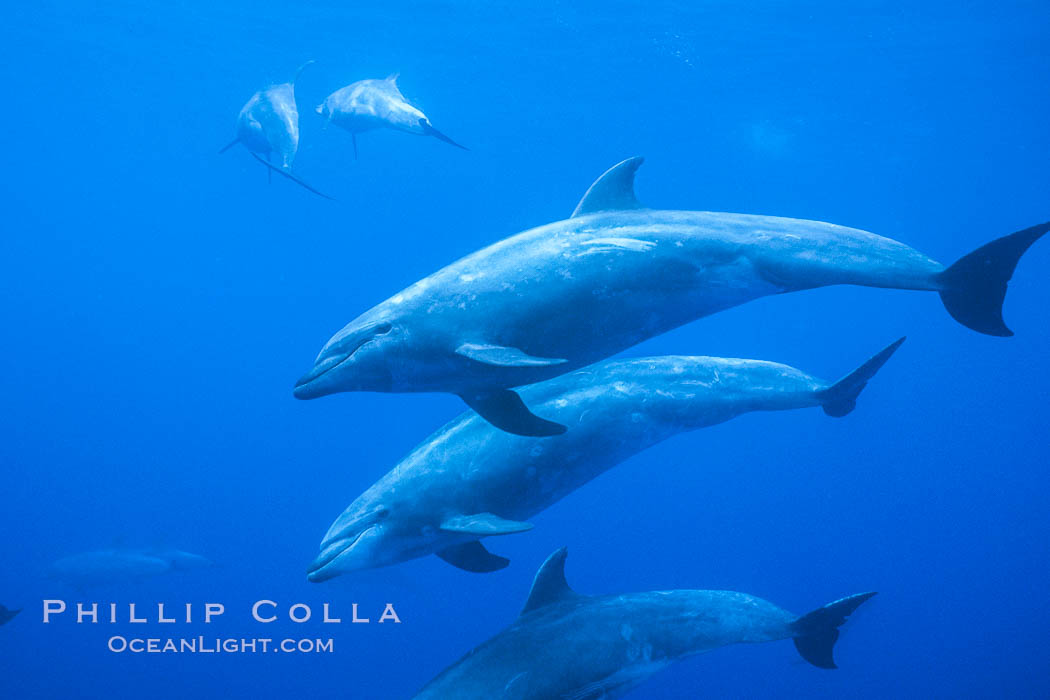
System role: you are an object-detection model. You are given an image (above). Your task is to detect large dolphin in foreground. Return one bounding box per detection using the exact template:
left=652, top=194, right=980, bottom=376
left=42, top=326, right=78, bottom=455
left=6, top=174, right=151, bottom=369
left=294, top=157, right=1047, bottom=436
left=414, top=548, right=876, bottom=699
left=47, top=549, right=213, bottom=588
left=316, top=74, right=467, bottom=157
left=308, top=340, right=901, bottom=580
left=220, top=62, right=333, bottom=199
left=0, top=605, right=20, bottom=626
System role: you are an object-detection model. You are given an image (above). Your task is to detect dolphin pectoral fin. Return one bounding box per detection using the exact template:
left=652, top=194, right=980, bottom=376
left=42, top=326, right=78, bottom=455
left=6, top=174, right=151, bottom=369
left=459, top=389, right=567, bottom=437
left=440, top=513, right=533, bottom=536
left=419, top=119, right=469, bottom=150
left=247, top=152, right=337, bottom=201
left=571, top=156, right=645, bottom=218
left=456, top=343, right=567, bottom=368
left=815, top=337, right=905, bottom=417
left=791, top=592, right=877, bottom=669
left=219, top=138, right=239, bottom=154
left=435, top=541, right=509, bottom=573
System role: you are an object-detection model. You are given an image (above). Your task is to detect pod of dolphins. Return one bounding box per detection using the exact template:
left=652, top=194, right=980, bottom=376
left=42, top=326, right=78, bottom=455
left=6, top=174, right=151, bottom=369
left=221, top=68, right=467, bottom=198
left=5, top=63, right=1042, bottom=700
left=273, top=66, right=1046, bottom=697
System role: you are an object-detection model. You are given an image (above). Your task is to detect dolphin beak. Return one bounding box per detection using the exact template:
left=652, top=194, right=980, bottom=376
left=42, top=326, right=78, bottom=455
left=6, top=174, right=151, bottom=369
left=293, top=353, right=349, bottom=399
left=307, top=527, right=373, bottom=582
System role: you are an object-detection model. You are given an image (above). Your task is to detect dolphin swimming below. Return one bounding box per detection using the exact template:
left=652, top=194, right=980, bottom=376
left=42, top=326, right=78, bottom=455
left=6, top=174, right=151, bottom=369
left=316, top=74, right=467, bottom=157
left=221, top=62, right=333, bottom=199
left=307, top=339, right=901, bottom=580
left=0, top=605, right=20, bottom=626
left=293, top=156, right=1047, bottom=437
left=47, top=549, right=213, bottom=588
left=413, top=548, right=876, bottom=699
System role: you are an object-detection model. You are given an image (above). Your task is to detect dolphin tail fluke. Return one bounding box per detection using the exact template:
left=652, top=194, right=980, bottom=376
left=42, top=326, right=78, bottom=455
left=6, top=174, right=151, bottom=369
left=790, top=592, right=877, bottom=669
left=219, top=138, right=239, bottom=154
left=814, top=337, right=905, bottom=418
left=293, top=59, right=316, bottom=84
left=420, top=119, right=468, bottom=150
left=0, top=607, right=20, bottom=625
left=459, top=389, right=567, bottom=437
left=936, top=222, right=1049, bottom=336
left=247, top=152, right=336, bottom=201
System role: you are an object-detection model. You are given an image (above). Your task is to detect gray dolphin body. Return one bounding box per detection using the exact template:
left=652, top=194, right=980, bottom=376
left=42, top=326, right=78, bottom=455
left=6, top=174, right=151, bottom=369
left=221, top=63, right=332, bottom=199
left=294, top=157, right=1047, bottom=436
left=414, top=549, right=876, bottom=699
left=316, top=74, right=467, bottom=156
left=48, top=549, right=213, bottom=588
left=0, top=605, right=20, bottom=626
left=307, top=340, right=901, bottom=580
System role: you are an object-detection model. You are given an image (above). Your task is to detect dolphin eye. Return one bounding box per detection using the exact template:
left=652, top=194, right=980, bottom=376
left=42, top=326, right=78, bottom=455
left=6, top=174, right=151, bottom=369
left=375, top=322, right=393, bottom=335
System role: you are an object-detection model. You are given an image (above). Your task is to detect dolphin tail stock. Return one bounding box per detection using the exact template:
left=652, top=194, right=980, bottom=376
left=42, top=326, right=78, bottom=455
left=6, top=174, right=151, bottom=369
left=790, top=592, right=877, bottom=669
left=419, top=119, right=469, bottom=150
left=814, top=337, right=906, bottom=418
left=459, top=388, right=567, bottom=437
left=218, top=138, right=239, bottom=154
left=247, top=152, right=337, bottom=201
left=935, top=222, right=1050, bottom=336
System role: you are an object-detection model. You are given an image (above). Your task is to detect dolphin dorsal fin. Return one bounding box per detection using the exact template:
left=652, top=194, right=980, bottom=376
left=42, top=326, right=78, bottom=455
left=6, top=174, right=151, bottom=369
left=570, top=156, right=645, bottom=218
left=520, top=547, right=581, bottom=615
left=386, top=72, right=400, bottom=84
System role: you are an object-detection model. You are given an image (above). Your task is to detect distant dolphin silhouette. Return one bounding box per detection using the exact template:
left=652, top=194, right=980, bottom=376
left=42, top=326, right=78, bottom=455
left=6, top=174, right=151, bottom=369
left=0, top=605, right=20, bottom=626
left=308, top=340, right=902, bottom=579
left=294, top=156, right=1047, bottom=437
left=316, top=74, right=467, bottom=157
left=47, top=548, right=213, bottom=588
left=221, top=62, right=333, bottom=200
left=413, top=548, right=876, bottom=698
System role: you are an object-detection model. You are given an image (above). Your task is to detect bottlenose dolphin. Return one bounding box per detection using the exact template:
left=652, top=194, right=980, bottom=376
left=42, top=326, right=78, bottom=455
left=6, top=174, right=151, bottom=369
left=414, top=548, right=876, bottom=699
left=293, top=156, right=1047, bottom=437
left=48, top=549, right=213, bottom=588
left=316, top=74, right=467, bottom=157
left=308, top=339, right=901, bottom=580
left=221, top=62, right=333, bottom=199
left=0, top=605, right=20, bottom=626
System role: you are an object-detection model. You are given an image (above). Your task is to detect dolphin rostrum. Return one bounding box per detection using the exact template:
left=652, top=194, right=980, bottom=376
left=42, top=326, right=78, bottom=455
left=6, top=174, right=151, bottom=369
left=316, top=74, right=467, bottom=157
left=293, top=157, right=1047, bottom=437
left=0, top=605, right=20, bottom=626
left=47, top=548, right=213, bottom=588
left=307, top=339, right=902, bottom=580
left=413, top=548, right=876, bottom=699
left=221, top=62, right=333, bottom=199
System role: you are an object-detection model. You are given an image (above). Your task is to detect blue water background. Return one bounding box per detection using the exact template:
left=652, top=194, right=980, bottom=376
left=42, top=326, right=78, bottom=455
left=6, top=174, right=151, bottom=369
left=2, top=1, right=1048, bottom=697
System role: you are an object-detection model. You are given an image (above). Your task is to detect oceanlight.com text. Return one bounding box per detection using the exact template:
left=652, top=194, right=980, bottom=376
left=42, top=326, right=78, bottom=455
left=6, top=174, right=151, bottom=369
left=107, top=636, right=335, bottom=654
